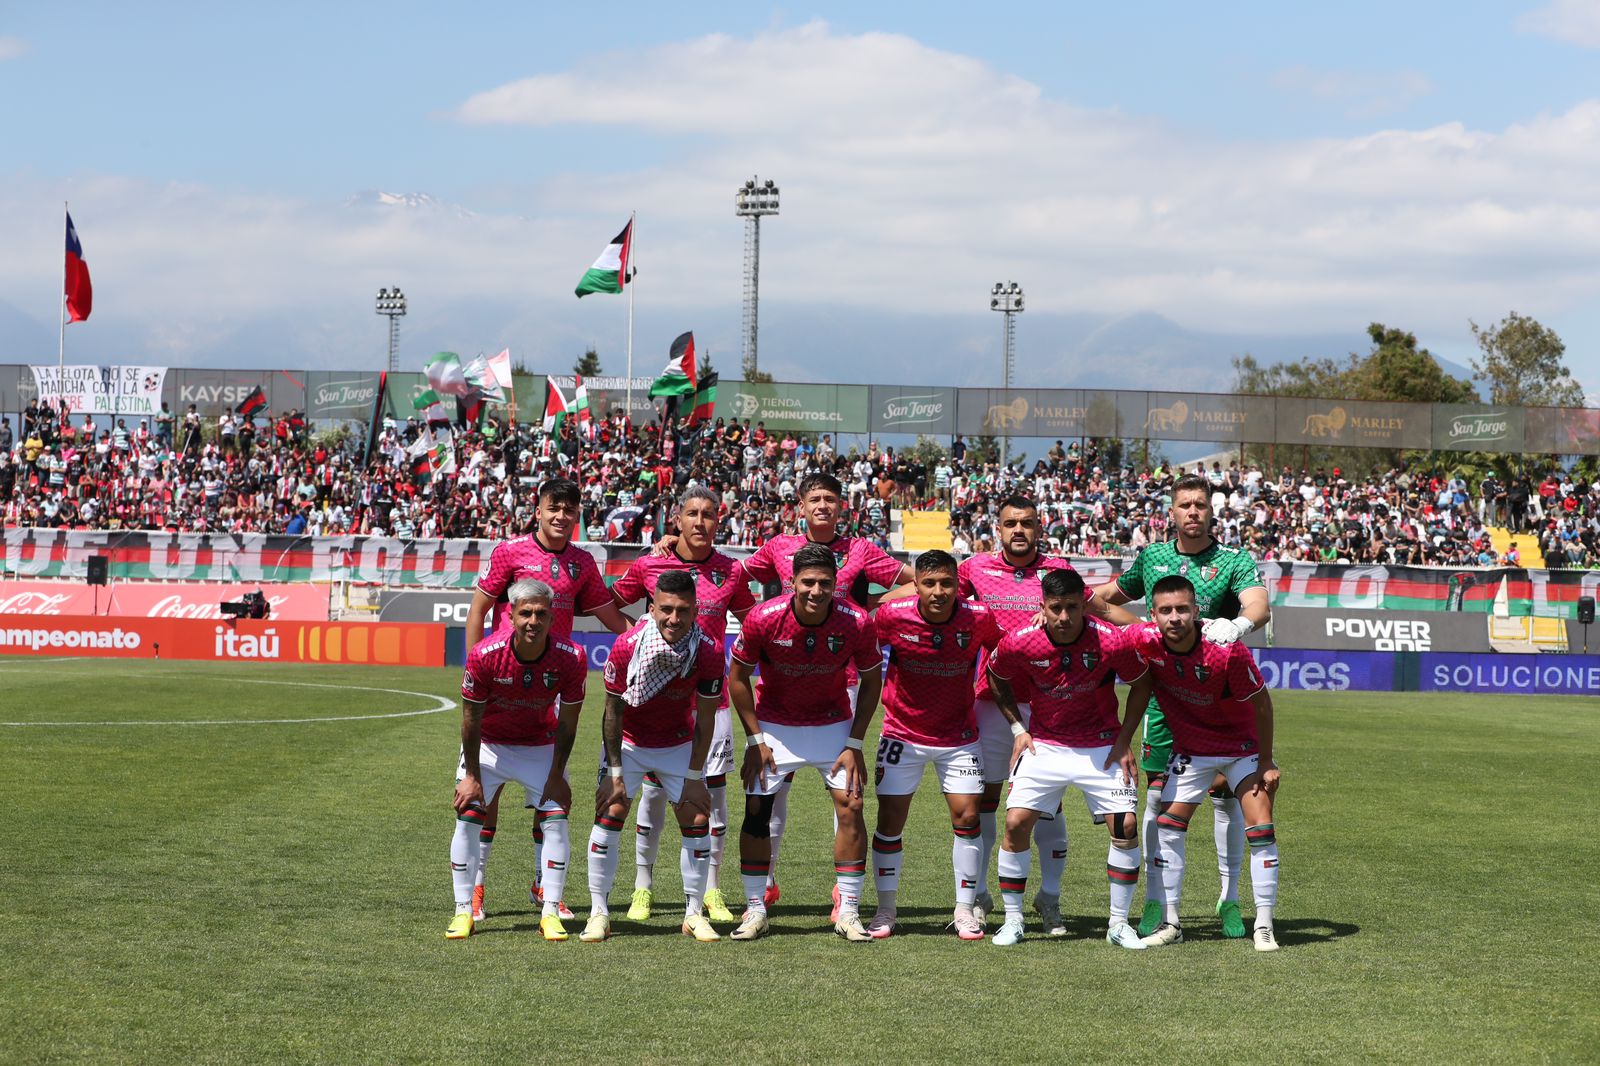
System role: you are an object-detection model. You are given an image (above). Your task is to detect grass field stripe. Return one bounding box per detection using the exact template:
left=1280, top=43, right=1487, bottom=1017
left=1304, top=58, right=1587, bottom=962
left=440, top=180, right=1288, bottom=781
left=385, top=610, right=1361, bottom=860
left=0, top=679, right=454, bottom=726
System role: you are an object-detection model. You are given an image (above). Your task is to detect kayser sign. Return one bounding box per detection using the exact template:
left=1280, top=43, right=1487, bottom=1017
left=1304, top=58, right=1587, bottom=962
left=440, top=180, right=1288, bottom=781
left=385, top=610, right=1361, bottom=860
left=0, top=581, right=329, bottom=621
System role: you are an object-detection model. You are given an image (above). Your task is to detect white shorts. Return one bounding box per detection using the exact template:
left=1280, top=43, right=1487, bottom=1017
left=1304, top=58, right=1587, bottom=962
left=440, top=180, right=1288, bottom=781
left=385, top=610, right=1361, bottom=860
left=706, top=707, right=734, bottom=778
left=747, top=719, right=853, bottom=796
left=458, top=743, right=566, bottom=813
left=874, top=735, right=985, bottom=796
left=1006, top=742, right=1139, bottom=818
left=597, top=740, right=696, bottom=804
left=975, top=699, right=1031, bottom=785
left=1159, top=752, right=1261, bottom=805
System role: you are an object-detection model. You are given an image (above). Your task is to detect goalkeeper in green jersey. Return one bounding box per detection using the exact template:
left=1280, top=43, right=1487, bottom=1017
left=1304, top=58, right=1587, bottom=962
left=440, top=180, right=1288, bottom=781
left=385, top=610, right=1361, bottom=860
left=1093, top=474, right=1270, bottom=938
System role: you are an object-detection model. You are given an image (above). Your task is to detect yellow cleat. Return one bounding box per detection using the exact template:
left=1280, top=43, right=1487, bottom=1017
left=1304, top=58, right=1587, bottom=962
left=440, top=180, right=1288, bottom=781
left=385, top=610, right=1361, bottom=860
left=539, top=913, right=569, bottom=942
left=682, top=914, right=721, bottom=942
left=445, top=912, right=474, bottom=940
left=702, top=888, right=735, bottom=924
left=626, top=887, right=653, bottom=921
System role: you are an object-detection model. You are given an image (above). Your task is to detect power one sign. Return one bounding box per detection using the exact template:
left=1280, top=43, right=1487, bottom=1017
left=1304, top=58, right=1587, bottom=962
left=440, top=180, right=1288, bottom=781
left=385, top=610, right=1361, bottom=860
left=1324, top=617, right=1432, bottom=651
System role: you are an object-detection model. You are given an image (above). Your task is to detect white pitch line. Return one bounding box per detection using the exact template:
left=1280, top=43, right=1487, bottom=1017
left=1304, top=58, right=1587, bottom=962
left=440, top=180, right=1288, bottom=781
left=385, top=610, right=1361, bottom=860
left=0, top=678, right=457, bottom=727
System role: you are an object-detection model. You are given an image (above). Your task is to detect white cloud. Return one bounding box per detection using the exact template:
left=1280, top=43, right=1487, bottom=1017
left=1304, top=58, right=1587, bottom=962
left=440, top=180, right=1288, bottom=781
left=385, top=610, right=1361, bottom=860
left=1270, top=65, right=1434, bottom=117
left=1518, top=0, right=1600, bottom=47
left=0, top=36, right=28, bottom=60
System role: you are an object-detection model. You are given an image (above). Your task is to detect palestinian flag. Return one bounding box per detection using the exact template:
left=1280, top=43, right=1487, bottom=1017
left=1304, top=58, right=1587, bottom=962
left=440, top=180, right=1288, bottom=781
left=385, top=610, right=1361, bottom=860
left=648, top=331, right=697, bottom=399
left=413, top=387, right=449, bottom=425
left=574, top=220, right=632, bottom=298
left=424, top=352, right=468, bottom=397
left=236, top=385, right=266, bottom=418
left=543, top=377, right=570, bottom=434
left=364, top=371, right=388, bottom=463
left=691, top=369, right=718, bottom=425
left=574, top=375, right=595, bottom=440
left=455, top=395, right=484, bottom=430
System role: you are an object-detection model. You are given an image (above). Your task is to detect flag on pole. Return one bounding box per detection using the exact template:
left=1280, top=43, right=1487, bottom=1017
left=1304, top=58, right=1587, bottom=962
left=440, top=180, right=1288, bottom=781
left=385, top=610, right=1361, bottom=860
left=573, top=375, right=596, bottom=439
left=235, top=385, right=266, bottom=418
left=648, top=332, right=698, bottom=399
left=486, top=348, right=514, bottom=391
left=462, top=352, right=506, bottom=403
left=574, top=220, right=632, bottom=297
left=433, top=432, right=457, bottom=475
left=424, top=352, right=470, bottom=396
left=412, top=387, right=448, bottom=425
left=365, top=371, right=389, bottom=463
left=65, top=211, right=93, bottom=323
left=691, top=369, right=719, bottom=425
left=543, top=377, right=570, bottom=434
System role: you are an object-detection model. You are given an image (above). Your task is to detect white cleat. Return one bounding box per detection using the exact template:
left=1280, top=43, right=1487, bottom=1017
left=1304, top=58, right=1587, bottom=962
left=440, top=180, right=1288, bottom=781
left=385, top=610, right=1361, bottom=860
left=1140, top=921, right=1184, bottom=947
left=729, top=911, right=769, bottom=941
left=834, top=912, right=873, bottom=943
left=1033, top=893, right=1066, bottom=937
left=973, top=891, right=994, bottom=925
left=991, top=917, right=1026, bottom=946
left=1253, top=924, right=1280, bottom=952
left=578, top=913, right=611, bottom=943
left=1106, top=921, right=1147, bottom=950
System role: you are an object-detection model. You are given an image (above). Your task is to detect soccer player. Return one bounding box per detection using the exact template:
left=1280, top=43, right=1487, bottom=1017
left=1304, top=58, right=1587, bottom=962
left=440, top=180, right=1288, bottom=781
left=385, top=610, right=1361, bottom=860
left=1110, top=575, right=1282, bottom=952
left=726, top=543, right=884, bottom=942
left=607, top=485, right=755, bottom=924
left=948, top=495, right=1138, bottom=933
left=983, top=568, right=1148, bottom=949
left=463, top=477, right=631, bottom=921
left=447, top=578, right=587, bottom=941
left=868, top=550, right=1001, bottom=940
left=1092, top=474, right=1269, bottom=938
left=583, top=569, right=726, bottom=943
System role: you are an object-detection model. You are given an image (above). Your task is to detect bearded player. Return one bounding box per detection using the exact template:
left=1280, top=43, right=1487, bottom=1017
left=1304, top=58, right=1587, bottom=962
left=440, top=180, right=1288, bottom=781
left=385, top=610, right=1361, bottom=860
left=1109, top=575, right=1282, bottom=952
left=582, top=569, right=726, bottom=943
left=1092, top=474, right=1269, bottom=938
left=609, top=486, right=755, bottom=924
left=448, top=579, right=587, bottom=941
left=726, top=543, right=884, bottom=942
left=983, top=568, right=1148, bottom=949
left=867, top=550, right=1001, bottom=940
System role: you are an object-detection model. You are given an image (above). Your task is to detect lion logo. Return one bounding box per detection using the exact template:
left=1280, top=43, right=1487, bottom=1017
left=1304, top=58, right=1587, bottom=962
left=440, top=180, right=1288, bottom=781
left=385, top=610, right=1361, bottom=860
left=1143, top=400, right=1188, bottom=433
left=1302, top=406, right=1347, bottom=438
left=983, top=397, right=1029, bottom=430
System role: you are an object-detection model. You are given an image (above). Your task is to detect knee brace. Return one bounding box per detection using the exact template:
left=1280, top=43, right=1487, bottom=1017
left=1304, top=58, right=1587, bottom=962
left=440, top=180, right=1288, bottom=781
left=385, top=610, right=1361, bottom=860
left=741, top=794, right=777, bottom=839
left=1109, top=811, right=1139, bottom=846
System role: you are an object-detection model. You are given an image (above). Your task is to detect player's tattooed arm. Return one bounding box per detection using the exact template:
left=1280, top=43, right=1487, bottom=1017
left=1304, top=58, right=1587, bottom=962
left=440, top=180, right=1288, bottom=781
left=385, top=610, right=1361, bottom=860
left=729, top=658, right=776, bottom=792
left=832, top=664, right=882, bottom=797
left=542, top=699, right=583, bottom=811
left=1250, top=688, right=1278, bottom=793
left=454, top=700, right=487, bottom=813
left=679, top=694, right=719, bottom=818
left=596, top=693, right=629, bottom=815
left=1085, top=594, right=1141, bottom=627
left=987, top=672, right=1035, bottom=762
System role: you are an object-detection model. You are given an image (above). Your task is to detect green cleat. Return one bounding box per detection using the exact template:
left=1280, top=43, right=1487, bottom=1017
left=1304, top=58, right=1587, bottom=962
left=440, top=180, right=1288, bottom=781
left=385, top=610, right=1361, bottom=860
left=1137, top=898, right=1163, bottom=937
left=626, top=887, right=653, bottom=921
left=1216, top=898, right=1247, bottom=938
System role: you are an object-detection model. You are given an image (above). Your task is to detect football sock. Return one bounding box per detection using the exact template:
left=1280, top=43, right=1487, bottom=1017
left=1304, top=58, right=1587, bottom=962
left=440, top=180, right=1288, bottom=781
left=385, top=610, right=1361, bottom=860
left=452, top=808, right=486, bottom=911
left=1138, top=785, right=1161, bottom=909
left=587, top=814, right=624, bottom=917
left=1155, top=809, right=1190, bottom=925
left=1212, top=791, right=1244, bottom=903
left=537, top=812, right=569, bottom=917
left=766, top=780, right=791, bottom=887
left=872, top=833, right=903, bottom=913
left=1035, top=805, right=1068, bottom=895
left=707, top=776, right=728, bottom=881
left=634, top=781, right=667, bottom=890
left=1247, top=823, right=1279, bottom=925
left=835, top=859, right=866, bottom=917
left=1107, top=840, right=1141, bottom=924
left=997, top=848, right=1030, bottom=922
left=680, top=824, right=711, bottom=917
left=531, top=821, right=545, bottom=893
left=977, top=797, right=1001, bottom=893
left=952, top=821, right=982, bottom=907
left=741, top=858, right=771, bottom=916
left=474, top=826, right=495, bottom=889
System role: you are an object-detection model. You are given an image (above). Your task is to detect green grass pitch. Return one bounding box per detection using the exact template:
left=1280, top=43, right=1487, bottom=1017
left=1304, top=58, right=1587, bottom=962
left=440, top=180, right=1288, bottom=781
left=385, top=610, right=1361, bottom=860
left=1, top=657, right=1596, bottom=1064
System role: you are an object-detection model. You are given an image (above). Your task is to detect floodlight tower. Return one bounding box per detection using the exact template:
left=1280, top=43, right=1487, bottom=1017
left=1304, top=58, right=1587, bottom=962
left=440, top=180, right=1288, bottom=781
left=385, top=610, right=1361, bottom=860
left=989, top=280, right=1024, bottom=466
left=375, top=287, right=407, bottom=372
left=735, top=177, right=780, bottom=380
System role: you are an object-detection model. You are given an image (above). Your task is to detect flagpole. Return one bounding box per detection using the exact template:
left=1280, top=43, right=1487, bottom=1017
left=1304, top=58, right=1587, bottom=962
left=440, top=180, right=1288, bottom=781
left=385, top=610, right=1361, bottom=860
left=59, top=201, right=68, bottom=375
left=625, top=211, right=635, bottom=424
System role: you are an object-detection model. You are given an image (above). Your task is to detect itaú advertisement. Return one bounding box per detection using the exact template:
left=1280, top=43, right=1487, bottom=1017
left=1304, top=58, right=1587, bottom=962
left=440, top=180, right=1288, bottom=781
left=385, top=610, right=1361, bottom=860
left=0, top=581, right=329, bottom=621
left=0, top=615, right=443, bottom=665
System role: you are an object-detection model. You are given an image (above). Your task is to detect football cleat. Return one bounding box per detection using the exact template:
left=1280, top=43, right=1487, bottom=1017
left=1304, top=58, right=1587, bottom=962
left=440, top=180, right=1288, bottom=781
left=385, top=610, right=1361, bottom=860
left=867, top=911, right=897, bottom=939
left=1137, top=898, right=1163, bottom=937
left=1140, top=922, right=1184, bottom=948
left=703, top=888, right=735, bottom=924
left=951, top=908, right=984, bottom=941
left=1106, top=921, right=1147, bottom=950
left=973, top=890, right=994, bottom=925
left=991, top=917, right=1025, bottom=947
left=763, top=880, right=781, bottom=908
left=445, top=911, right=474, bottom=940
left=1216, top=898, right=1247, bottom=939
left=833, top=912, right=873, bottom=942
left=1253, top=924, right=1280, bottom=952
left=471, top=885, right=485, bottom=922
left=729, top=911, right=770, bottom=941
left=578, top=913, right=610, bottom=943
left=1033, top=892, right=1066, bottom=937
left=626, top=887, right=653, bottom=921
left=539, top=913, right=569, bottom=942
left=558, top=900, right=574, bottom=920
left=681, top=914, right=721, bottom=942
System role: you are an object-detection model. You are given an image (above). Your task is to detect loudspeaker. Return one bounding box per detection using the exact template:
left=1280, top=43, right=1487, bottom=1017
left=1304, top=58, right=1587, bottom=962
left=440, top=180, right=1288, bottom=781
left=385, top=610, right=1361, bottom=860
left=86, top=555, right=108, bottom=586
left=1579, top=596, right=1595, bottom=626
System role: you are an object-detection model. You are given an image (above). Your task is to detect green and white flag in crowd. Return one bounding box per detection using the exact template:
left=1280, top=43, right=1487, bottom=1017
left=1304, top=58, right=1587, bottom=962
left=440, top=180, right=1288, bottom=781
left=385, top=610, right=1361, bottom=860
left=423, top=351, right=469, bottom=396
left=412, top=387, right=448, bottom=423
left=574, top=374, right=594, bottom=439
left=574, top=219, right=633, bottom=297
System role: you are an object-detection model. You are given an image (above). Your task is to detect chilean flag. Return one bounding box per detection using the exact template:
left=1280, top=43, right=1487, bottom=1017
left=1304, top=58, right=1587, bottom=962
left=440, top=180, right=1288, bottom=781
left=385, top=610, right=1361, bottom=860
left=65, top=211, right=93, bottom=322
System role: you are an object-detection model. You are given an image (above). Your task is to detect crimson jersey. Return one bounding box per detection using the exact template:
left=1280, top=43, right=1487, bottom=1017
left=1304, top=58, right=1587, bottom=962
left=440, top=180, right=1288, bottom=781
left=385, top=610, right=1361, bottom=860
left=988, top=618, right=1145, bottom=747
left=1128, top=623, right=1265, bottom=756
left=461, top=634, right=588, bottom=746
left=876, top=597, right=1002, bottom=747
left=475, top=534, right=611, bottom=641
left=741, top=533, right=903, bottom=605
left=610, top=549, right=755, bottom=644
left=957, top=551, right=1093, bottom=702
left=602, top=620, right=726, bottom=748
left=730, top=595, right=881, bottom=727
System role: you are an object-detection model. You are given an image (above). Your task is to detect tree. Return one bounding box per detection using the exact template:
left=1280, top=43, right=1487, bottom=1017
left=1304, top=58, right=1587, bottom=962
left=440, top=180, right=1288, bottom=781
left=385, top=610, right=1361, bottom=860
left=573, top=348, right=603, bottom=377
left=1470, top=312, right=1584, bottom=408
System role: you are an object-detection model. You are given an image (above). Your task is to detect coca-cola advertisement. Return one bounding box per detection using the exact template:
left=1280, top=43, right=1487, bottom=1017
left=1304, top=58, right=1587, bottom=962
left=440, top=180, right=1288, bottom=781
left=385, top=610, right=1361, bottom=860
left=0, top=581, right=329, bottom=621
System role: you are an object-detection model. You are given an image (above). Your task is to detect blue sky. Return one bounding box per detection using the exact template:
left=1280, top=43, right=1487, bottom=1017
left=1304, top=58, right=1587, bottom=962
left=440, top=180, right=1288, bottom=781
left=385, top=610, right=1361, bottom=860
left=3, top=2, right=1599, bottom=395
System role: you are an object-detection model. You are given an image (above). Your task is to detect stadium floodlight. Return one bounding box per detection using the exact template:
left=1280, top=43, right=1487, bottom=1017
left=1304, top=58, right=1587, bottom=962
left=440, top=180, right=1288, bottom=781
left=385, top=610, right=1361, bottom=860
left=735, top=176, right=780, bottom=381
left=989, top=281, right=1024, bottom=466
left=375, top=287, right=407, bottom=373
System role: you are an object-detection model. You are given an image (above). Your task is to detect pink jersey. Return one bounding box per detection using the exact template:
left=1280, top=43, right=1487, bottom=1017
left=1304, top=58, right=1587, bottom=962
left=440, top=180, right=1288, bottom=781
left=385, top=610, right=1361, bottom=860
left=741, top=533, right=904, bottom=606
left=957, top=551, right=1093, bottom=703
left=475, top=534, right=611, bottom=641
left=876, top=597, right=1002, bottom=747
left=1128, top=623, right=1266, bottom=756
left=461, top=634, right=588, bottom=746
left=601, top=620, right=726, bottom=749
left=610, top=549, right=755, bottom=644
left=988, top=618, right=1146, bottom=747
left=730, top=594, right=881, bottom=727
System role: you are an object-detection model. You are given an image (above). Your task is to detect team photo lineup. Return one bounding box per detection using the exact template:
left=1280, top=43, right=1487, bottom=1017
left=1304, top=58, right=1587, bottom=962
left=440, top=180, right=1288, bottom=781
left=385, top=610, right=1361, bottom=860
left=449, top=470, right=1283, bottom=951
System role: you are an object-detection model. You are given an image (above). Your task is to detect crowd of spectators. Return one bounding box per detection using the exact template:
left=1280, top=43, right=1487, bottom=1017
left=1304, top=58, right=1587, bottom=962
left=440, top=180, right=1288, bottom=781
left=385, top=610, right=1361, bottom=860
left=4, top=397, right=1598, bottom=570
